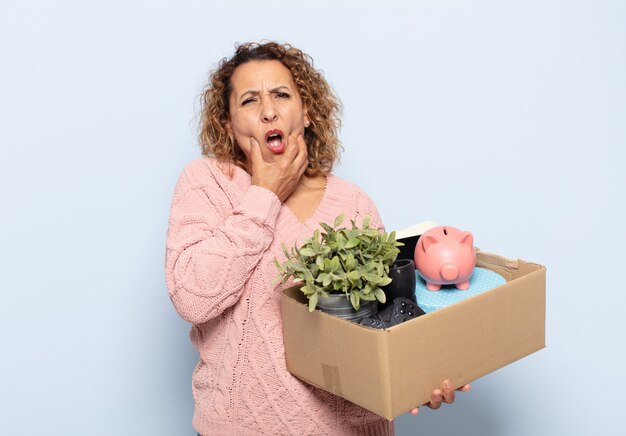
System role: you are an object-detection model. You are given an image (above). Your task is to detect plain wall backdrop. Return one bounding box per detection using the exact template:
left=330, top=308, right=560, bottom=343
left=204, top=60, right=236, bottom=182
left=1, top=0, right=625, bottom=434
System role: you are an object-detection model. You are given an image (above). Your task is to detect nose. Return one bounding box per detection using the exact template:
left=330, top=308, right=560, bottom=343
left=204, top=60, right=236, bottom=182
left=261, top=99, right=278, bottom=123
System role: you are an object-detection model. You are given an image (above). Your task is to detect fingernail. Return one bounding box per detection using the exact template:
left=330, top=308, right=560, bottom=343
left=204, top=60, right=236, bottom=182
left=444, top=380, right=451, bottom=389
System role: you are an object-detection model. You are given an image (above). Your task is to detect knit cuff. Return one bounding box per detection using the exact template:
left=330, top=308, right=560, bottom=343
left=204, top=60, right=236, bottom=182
left=236, top=185, right=282, bottom=228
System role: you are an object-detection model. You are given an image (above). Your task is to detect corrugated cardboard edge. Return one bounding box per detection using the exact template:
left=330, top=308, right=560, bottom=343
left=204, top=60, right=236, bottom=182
left=476, top=249, right=519, bottom=270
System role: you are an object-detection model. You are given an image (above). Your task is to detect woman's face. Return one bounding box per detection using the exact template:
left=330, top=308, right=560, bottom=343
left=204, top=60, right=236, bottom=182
left=226, top=60, right=309, bottom=165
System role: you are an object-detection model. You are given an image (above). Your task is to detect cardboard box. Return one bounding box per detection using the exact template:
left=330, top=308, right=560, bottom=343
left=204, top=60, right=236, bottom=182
left=280, top=250, right=546, bottom=420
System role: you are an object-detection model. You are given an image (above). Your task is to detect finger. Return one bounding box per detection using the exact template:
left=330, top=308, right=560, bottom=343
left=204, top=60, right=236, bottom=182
left=295, top=135, right=309, bottom=170
left=410, top=407, right=419, bottom=416
left=284, top=133, right=300, bottom=159
left=298, top=155, right=309, bottom=178
left=457, top=384, right=471, bottom=392
left=426, top=389, right=442, bottom=410
left=442, top=380, right=455, bottom=404
left=296, top=133, right=307, bottom=155
left=249, top=137, right=267, bottom=165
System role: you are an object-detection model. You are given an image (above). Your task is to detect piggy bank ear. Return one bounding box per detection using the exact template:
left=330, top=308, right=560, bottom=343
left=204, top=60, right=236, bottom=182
left=421, top=234, right=439, bottom=252
left=458, top=231, right=474, bottom=247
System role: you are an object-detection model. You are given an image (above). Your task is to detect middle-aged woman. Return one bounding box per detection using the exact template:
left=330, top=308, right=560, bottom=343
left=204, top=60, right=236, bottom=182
left=165, top=41, right=470, bottom=436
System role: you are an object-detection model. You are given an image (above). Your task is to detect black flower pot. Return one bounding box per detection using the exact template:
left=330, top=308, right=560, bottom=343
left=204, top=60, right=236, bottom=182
left=381, top=259, right=417, bottom=306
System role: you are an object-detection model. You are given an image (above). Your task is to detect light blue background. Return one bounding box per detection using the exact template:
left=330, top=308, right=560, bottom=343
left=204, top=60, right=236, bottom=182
left=1, top=1, right=624, bottom=435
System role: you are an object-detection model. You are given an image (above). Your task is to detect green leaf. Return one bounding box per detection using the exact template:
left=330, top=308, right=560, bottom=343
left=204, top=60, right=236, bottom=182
left=291, top=262, right=306, bottom=272
left=335, top=234, right=347, bottom=248
left=360, top=292, right=376, bottom=301
left=322, top=274, right=332, bottom=287
left=364, top=228, right=380, bottom=237
left=299, top=247, right=316, bottom=257
left=374, top=288, right=386, bottom=304
left=320, top=222, right=333, bottom=233
left=378, top=276, right=392, bottom=286
left=363, top=273, right=382, bottom=284
left=330, top=256, right=340, bottom=272
left=308, top=293, right=319, bottom=312
left=300, top=285, right=315, bottom=295
left=344, top=237, right=360, bottom=249
left=383, top=250, right=398, bottom=263
left=316, top=255, right=325, bottom=271
left=334, top=214, right=345, bottom=227
left=347, top=270, right=361, bottom=282
left=345, top=253, right=356, bottom=271
left=350, top=292, right=360, bottom=311
left=362, top=216, right=371, bottom=228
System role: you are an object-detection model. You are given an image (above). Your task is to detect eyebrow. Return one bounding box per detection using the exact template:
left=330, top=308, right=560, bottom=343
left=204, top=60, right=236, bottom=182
left=239, top=85, right=291, bottom=101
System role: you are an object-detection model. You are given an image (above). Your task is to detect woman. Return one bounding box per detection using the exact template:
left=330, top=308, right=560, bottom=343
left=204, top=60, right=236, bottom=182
left=165, top=41, right=469, bottom=436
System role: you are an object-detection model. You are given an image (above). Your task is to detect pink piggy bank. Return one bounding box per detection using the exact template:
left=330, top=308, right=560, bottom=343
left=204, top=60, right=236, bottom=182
left=414, top=226, right=476, bottom=291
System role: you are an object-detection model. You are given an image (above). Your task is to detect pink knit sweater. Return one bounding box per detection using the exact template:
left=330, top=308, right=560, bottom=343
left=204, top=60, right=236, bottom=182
left=165, top=157, right=395, bottom=436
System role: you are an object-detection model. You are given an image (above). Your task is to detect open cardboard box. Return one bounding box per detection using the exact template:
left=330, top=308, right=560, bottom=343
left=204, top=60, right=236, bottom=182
left=280, top=246, right=546, bottom=420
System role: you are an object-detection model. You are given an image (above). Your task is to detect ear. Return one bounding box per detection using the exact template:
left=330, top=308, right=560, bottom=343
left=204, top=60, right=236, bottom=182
left=421, top=234, right=439, bottom=253
left=458, top=231, right=474, bottom=247
left=303, top=105, right=310, bottom=127
left=225, top=120, right=233, bottom=135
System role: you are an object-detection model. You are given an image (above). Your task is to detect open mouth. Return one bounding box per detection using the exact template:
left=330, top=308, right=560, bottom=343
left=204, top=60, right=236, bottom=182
left=264, top=129, right=285, bottom=153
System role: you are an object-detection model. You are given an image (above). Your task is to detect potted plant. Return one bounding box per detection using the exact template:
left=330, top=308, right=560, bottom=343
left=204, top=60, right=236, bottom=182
left=275, top=214, right=403, bottom=322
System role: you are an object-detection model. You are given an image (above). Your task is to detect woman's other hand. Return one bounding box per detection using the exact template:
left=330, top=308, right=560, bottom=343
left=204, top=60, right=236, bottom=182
left=250, top=133, right=308, bottom=202
left=409, top=380, right=471, bottom=416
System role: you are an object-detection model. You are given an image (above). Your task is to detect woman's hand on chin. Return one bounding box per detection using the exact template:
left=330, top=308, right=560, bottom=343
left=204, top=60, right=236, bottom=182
left=250, top=134, right=308, bottom=202
left=409, top=380, right=471, bottom=416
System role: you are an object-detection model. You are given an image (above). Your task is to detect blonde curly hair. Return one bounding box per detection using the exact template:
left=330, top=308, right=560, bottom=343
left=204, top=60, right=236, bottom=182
left=198, top=41, right=343, bottom=176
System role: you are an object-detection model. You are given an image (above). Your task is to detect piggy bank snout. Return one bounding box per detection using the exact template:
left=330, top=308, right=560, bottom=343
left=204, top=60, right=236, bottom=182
left=440, top=264, right=459, bottom=281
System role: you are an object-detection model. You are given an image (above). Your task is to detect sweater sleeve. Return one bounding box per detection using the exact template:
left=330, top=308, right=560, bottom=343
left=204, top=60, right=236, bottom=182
left=165, top=164, right=281, bottom=324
